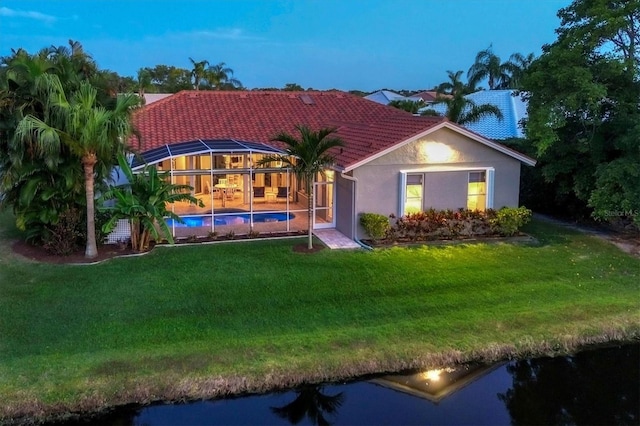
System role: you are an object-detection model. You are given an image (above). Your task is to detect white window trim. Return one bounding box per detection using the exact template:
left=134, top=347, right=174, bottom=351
left=399, top=167, right=495, bottom=216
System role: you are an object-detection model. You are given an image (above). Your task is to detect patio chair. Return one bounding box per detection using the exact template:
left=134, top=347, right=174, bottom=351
left=253, top=186, right=265, bottom=203
left=276, top=186, right=289, bottom=202
left=226, top=188, right=235, bottom=200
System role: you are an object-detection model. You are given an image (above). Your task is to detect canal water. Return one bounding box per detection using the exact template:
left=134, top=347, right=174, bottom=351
left=52, top=343, right=638, bottom=425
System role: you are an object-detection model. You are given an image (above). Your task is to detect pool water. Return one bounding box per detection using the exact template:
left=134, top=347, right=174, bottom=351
left=166, top=212, right=295, bottom=227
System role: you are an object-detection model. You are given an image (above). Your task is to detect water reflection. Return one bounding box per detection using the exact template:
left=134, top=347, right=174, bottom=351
left=270, top=385, right=344, bottom=425
left=372, top=362, right=503, bottom=403
left=499, top=344, right=639, bottom=425
left=48, top=344, right=639, bottom=426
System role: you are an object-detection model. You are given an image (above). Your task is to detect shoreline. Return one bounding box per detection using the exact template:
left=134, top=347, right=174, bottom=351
left=5, top=327, right=639, bottom=425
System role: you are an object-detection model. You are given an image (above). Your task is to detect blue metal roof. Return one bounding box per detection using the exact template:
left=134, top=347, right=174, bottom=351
left=421, top=90, right=528, bottom=140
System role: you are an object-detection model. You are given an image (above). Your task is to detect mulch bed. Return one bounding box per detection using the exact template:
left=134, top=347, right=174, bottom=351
left=11, top=240, right=143, bottom=265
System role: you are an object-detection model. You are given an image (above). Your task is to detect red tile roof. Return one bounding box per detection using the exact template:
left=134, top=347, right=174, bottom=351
left=412, top=90, right=437, bottom=102
left=132, top=90, right=446, bottom=170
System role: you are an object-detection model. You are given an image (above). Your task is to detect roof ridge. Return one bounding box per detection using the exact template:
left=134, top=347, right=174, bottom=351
left=174, top=89, right=350, bottom=96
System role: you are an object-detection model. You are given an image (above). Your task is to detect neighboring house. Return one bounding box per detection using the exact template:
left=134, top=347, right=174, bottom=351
left=411, top=90, right=440, bottom=105
left=424, top=90, right=528, bottom=140
left=364, top=90, right=423, bottom=105
left=131, top=91, right=535, bottom=241
left=142, top=93, right=173, bottom=105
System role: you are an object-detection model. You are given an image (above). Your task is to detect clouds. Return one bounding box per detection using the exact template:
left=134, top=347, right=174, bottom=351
left=0, top=7, right=57, bottom=24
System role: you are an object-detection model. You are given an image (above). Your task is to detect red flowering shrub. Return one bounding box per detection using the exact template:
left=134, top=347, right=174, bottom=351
left=384, top=207, right=530, bottom=242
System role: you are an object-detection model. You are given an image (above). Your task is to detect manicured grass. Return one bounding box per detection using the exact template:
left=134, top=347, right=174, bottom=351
left=0, top=211, right=638, bottom=421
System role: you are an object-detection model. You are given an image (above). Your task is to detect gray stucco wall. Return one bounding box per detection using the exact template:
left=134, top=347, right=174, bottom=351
left=350, top=127, right=523, bottom=240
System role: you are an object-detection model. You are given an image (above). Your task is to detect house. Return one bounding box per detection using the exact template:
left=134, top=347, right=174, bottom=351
left=410, top=90, right=441, bottom=105
left=130, top=90, right=535, bottom=241
left=363, top=90, right=423, bottom=105
left=142, top=93, right=173, bottom=105
left=420, top=89, right=528, bottom=140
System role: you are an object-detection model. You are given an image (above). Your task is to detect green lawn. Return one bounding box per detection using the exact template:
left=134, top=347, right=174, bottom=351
left=0, top=211, right=638, bottom=421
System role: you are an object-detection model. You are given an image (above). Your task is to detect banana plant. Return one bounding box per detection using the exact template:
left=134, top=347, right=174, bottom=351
left=99, top=153, right=203, bottom=252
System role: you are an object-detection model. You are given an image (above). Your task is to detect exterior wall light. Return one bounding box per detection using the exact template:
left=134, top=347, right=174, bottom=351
left=423, top=142, right=455, bottom=163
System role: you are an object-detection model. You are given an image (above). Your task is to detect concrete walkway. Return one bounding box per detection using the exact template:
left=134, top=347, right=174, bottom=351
left=313, top=229, right=362, bottom=249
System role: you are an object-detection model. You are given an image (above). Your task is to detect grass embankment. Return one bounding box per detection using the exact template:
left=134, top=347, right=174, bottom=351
left=0, top=211, right=638, bottom=422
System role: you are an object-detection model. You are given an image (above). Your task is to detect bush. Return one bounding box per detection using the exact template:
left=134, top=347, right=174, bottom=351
left=360, top=213, right=390, bottom=240
left=490, top=207, right=532, bottom=236
left=385, top=207, right=532, bottom=242
left=42, top=207, right=84, bottom=255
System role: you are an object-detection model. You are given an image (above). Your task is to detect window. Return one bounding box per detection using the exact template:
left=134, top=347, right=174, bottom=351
left=405, top=174, right=423, bottom=214
left=467, top=171, right=486, bottom=211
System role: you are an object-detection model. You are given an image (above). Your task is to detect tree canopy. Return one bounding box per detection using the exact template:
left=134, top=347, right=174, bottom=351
left=521, top=0, right=640, bottom=225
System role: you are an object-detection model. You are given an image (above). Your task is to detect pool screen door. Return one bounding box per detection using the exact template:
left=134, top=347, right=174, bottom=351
left=313, top=181, right=335, bottom=228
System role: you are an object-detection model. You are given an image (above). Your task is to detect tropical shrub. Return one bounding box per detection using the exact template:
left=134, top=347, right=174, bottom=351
left=490, top=206, right=532, bottom=236
left=100, top=154, right=203, bottom=252
left=359, top=213, right=390, bottom=240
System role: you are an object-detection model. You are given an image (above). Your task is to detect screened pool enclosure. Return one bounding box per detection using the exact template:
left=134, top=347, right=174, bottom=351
left=128, top=139, right=336, bottom=239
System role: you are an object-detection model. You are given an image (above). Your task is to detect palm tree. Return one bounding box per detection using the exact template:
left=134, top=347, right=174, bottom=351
left=266, top=125, right=345, bottom=250
left=207, top=62, right=242, bottom=89
left=435, top=95, right=504, bottom=125
left=270, top=385, right=344, bottom=426
left=467, top=45, right=512, bottom=90
left=136, top=68, right=153, bottom=98
left=433, top=70, right=503, bottom=125
left=46, top=39, right=98, bottom=86
left=437, top=70, right=477, bottom=96
left=388, top=99, right=427, bottom=114
left=189, top=57, right=209, bottom=90
left=13, top=75, right=140, bottom=258
left=505, top=52, right=536, bottom=89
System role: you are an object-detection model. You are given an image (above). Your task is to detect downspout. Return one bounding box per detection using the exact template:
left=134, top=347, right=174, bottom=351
left=340, top=171, right=371, bottom=250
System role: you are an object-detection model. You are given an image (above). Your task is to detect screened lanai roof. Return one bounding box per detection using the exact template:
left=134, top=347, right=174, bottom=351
left=131, top=139, right=287, bottom=170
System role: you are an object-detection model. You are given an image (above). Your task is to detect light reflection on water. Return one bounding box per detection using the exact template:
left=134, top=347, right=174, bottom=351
left=50, top=344, right=639, bottom=426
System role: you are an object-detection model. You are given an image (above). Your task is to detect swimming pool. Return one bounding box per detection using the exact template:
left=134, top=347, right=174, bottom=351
left=166, top=212, right=296, bottom=227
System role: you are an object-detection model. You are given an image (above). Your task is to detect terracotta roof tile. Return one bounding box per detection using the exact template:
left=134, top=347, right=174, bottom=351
left=132, top=90, right=445, bottom=170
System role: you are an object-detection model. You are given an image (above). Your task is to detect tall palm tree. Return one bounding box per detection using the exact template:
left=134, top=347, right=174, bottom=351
left=13, top=75, right=140, bottom=258
left=266, top=125, right=344, bottom=250
left=505, top=52, right=536, bottom=89
left=467, top=45, right=512, bottom=90
left=206, top=62, right=242, bottom=90
left=188, top=57, right=209, bottom=90
left=47, top=39, right=98, bottom=87
left=437, top=70, right=476, bottom=96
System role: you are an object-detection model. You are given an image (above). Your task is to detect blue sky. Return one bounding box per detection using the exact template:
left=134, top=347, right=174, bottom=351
left=1, top=0, right=570, bottom=92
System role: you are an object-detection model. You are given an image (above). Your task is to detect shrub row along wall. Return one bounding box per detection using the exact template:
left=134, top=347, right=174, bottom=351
left=360, top=207, right=532, bottom=242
